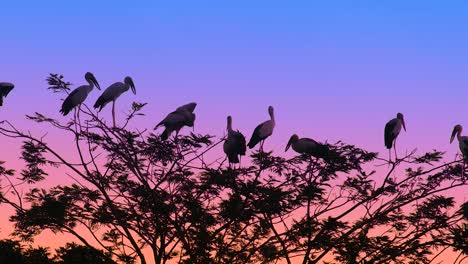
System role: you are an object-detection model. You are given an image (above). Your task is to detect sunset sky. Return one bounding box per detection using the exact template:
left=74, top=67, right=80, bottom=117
left=1, top=0, right=467, bottom=261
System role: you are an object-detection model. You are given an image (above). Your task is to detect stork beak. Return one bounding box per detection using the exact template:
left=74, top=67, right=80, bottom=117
left=130, top=79, right=136, bottom=94
left=402, top=119, right=406, bottom=132
left=450, top=128, right=458, bottom=144
left=285, top=139, right=292, bottom=152
left=92, top=76, right=101, bottom=90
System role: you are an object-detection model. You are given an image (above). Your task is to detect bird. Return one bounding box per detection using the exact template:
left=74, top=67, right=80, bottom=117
left=94, top=76, right=136, bottom=127
left=248, top=106, right=275, bottom=151
left=450, top=124, right=468, bottom=179
left=223, top=116, right=246, bottom=166
left=450, top=125, right=468, bottom=160
left=60, top=72, right=100, bottom=117
left=384, top=112, right=406, bottom=162
left=0, top=82, right=14, bottom=107
left=285, top=134, right=330, bottom=160
left=154, top=103, right=197, bottom=140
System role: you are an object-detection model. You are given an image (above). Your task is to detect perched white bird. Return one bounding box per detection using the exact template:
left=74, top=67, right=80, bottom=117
left=60, top=72, right=100, bottom=116
left=154, top=103, right=197, bottom=140
left=248, top=106, right=275, bottom=151
left=0, top=82, right=14, bottom=107
left=94, top=76, right=136, bottom=127
left=285, top=134, right=330, bottom=160
left=450, top=124, right=468, bottom=160
left=223, top=116, right=246, bottom=166
left=384, top=112, right=406, bottom=161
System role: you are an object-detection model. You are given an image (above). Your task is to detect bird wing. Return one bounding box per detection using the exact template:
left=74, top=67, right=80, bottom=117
left=300, top=138, right=319, bottom=148
left=176, top=102, right=197, bottom=113
left=94, top=82, right=124, bottom=110
left=384, top=119, right=397, bottom=148
left=0, top=83, right=14, bottom=97
left=156, top=111, right=186, bottom=128
left=233, top=131, right=247, bottom=155
left=60, top=86, right=89, bottom=115
left=248, top=122, right=265, bottom=148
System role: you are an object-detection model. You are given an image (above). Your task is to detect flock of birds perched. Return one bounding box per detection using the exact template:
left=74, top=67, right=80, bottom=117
left=1, top=72, right=468, bottom=167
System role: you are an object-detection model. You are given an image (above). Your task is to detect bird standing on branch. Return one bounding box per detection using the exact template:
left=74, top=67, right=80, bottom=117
left=248, top=106, right=275, bottom=152
left=384, top=112, right=406, bottom=162
left=94, top=76, right=136, bottom=127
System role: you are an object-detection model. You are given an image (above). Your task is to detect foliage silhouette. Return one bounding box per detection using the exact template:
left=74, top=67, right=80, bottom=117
left=0, top=239, right=115, bottom=264
left=0, top=73, right=467, bottom=263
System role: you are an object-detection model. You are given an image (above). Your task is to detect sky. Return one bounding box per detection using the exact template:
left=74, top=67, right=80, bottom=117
left=1, top=0, right=467, bottom=261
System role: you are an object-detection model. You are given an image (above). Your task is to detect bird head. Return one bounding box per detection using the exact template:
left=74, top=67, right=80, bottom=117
left=85, top=72, right=100, bottom=90
left=450, top=124, right=462, bottom=144
left=397, top=113, right=406, bottom=132
left=285, top=134, right=299, bottom=152
left=227, top=115, right=232, bottom=127
left=125, top=76, right=136, bottom=94
left=268, top=105, right=274, bottom=117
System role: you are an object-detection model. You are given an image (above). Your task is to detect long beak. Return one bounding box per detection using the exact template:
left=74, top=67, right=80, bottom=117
left=402, top=119, right=406, bottom=132
left=92, top=76, right=101, bottom=90
left=130, top=79, right=136, bottom=94
left=285, top=139, right=292, bottom=152
left=450, top=128, right=457, bottom=144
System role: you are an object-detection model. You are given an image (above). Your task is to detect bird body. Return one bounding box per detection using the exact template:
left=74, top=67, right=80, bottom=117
left=384, top=113, right=406, bottom=161
left=286, top=134, right=329, bottom=159
left=0, top=82, right=14, bottom=106
left=223, top=116, right=246, bottom=164
left=155, top=103, right=197, bottom=140
left=450, top=125, right=468, bottom=161
left=248, top=106, right=275, bottom=150
left=60, top=72, right=100, bottom=116
left=94, top=77, right=136, bottom=111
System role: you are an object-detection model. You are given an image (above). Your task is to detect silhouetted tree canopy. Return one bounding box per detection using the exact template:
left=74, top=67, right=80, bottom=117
left=0, top=74, right=467, bottom=263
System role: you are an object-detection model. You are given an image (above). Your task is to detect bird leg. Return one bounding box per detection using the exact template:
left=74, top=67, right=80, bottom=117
left=260, top=140, right=264, bottom=152
left=393, top=140, right=398, bottom=161
left=112, top=101, right=116, bottom=128
left=388, top=148, right=392, bottom=164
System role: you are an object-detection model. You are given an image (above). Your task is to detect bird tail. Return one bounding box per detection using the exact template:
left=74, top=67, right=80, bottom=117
left=247, top=138, right=259, bottom=149
left=160, top=129, right=170, bottom=140
left=59, top=108, right=69, bottom=116
left=228, top=153, right=240, bottom=164
left=0, top=97, right=3, bottom=107
left=93, top=96, right=105, bottom=111
left=384, top=138, right=393, bottom=149
left=154, top=121, right=163, bottom=130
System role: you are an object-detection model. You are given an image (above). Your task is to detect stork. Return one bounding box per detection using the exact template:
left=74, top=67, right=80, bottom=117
left=60, top=72, right=100, bottom=118
left=223, top=116, right=246, bottom=167
left=154, top=103, right=197, bottom=140
left=94, top=76, right=136, bottom=127
left=285, top=134, right=330, bottom=160
left=0, top=82, right=14, bottom=107
left=248, top=106, right=275, bottom=151
left=384, top=112, right=406, bottom=162
left=450, top=125, right=468, bottom=178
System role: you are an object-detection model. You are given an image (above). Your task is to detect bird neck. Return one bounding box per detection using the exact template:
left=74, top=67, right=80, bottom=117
left=270, top=112, right=275, bottom=123
left=458, top=130, right=462, bottom=141
left=86, top=80, right=95, bottom=93
left=227, top=120, right=232, bottom=132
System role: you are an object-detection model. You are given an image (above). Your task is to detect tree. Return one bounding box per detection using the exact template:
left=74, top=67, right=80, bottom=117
left=0, top=73, right=466, bottom=263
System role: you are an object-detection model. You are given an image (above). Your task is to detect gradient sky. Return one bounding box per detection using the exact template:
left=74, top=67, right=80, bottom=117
left=1, top=0, right=468, bottom=261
